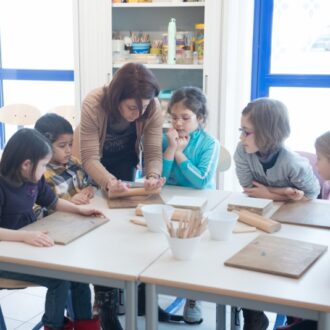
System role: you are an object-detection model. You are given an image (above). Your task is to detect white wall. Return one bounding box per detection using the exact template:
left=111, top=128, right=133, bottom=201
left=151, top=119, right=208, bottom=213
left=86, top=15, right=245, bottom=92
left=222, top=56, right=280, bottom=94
left=218, top=0, right=254, bottom=191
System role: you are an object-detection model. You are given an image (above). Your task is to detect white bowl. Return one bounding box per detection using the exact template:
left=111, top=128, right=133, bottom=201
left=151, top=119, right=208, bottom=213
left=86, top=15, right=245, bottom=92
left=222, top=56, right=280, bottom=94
left=167, top=236, right=201, bottom=260
left=141, top=204, right=174, bottom=233
left=207, top=210, right=238, bottom=241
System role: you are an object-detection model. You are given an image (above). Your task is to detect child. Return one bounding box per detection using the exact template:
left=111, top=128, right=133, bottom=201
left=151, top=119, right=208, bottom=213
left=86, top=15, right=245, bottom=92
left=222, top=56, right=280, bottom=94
left=162, top=86, right=220, bottom=189
left=35, top=114, right=123, bottom=329
left=162, top=86, right=220, bottom=325
left=315, top=131, right=330, bottom=200
left=0, top=128, right=103, bottom=330
left=234, top=98, right=320, bottom=330
left=34, top=113, right=94, bottom=205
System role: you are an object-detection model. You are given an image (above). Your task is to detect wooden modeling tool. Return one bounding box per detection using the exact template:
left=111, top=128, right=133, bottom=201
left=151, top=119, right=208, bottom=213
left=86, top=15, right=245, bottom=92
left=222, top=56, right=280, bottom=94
left=135, top=204, right=193, bottom=221
left=234, top=210, right=281, bottom=233
left=107, top=188, right=164, bottom=209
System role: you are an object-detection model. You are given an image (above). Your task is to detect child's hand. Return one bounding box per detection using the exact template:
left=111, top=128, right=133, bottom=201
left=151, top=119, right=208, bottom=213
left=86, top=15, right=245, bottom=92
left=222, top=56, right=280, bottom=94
left=144, top=176, right=166, bottom=191
left=176, top=136, right=189, bottom=153
left=22, top=231, right=54, bottom=247
left=244, top=181, right=272, bottom=199
left=166, top=128, right=179, bottom=148
left=80, top=186, right=95, bottom=198
left=106, top=178, right=129, bottom=199
left=285, top=187, right=305, bottom=201
left=77, top=207, right=105, bottom=218
left=71, top=192, right=90, bottom=205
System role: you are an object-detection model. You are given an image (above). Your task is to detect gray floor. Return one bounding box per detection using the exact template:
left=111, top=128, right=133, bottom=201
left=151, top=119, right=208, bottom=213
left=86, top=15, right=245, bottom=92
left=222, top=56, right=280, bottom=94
left=0, top=287, right=277, bottom=329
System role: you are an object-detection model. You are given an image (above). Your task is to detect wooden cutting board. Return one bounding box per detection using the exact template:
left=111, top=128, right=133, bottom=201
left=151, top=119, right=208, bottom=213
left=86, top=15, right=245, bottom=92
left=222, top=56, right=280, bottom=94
left=227, top=197, right=273, bottom=215
left=271, top=199, right=330, bottom=229
left=224, top=235, right=327, bottom=278
left=20, top=212, right=109, bottom=245
left=107, top=193, right=164, bottom=209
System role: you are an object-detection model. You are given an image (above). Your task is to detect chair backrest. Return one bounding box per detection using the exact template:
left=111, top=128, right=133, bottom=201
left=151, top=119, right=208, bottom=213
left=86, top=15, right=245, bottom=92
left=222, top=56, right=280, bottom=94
left=0, top=104, right=41, bottom=126
left=0, top=278, right=38, bottom=289
left=218, top=145, right=231, bottom=172
left=48, top=105, right=77, bottom=127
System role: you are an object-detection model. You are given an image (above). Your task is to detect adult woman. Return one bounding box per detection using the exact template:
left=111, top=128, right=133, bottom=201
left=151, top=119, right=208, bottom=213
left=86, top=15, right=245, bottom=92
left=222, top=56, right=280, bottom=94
left=73, top=62, right=165, bottom=197
left=73, top=63, right=164, bottom=330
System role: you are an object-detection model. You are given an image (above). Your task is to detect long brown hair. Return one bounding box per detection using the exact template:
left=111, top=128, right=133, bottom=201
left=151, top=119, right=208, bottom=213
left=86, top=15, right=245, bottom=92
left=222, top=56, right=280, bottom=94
left=101, top=63, right=160, bottom=123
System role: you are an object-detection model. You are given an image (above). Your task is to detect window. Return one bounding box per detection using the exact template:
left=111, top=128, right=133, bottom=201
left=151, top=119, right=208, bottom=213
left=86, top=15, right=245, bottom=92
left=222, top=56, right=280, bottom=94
left=252, top=0, right=330, bottom=152
left=0, top=0, right=75, bottom=147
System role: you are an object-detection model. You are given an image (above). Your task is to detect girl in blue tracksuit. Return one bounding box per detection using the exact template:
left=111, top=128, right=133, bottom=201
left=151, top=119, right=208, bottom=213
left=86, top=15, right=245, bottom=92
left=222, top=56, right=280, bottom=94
left=162, top=86, right=220, bottom=325
left=162, top=86, right=220, bottom=190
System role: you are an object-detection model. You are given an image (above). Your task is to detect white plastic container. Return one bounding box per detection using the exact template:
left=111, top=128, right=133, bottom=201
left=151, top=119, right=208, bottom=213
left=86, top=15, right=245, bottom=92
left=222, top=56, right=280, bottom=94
left=167, top=236, right=201, bottom=260
left=141, top=204, right=174, bottom=233
left=207, top=210, right=238, bottom=241
left=167, top=18, right=176, bottom=64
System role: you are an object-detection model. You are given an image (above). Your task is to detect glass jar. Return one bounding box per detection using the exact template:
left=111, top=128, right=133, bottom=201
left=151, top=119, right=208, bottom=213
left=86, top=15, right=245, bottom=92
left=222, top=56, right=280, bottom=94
left=195, top=23, right=204, bottom=64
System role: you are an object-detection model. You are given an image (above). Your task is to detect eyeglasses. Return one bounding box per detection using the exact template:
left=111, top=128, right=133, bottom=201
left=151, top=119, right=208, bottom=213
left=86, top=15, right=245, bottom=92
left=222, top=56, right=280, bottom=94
left=239, top=127, right=254, bottom=137
left=170, top=115, right=195, bottom=123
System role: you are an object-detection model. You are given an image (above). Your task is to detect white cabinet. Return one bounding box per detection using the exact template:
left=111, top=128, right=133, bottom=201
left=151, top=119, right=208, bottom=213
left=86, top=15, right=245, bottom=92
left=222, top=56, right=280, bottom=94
left=73, top=0, right=221, bottom=137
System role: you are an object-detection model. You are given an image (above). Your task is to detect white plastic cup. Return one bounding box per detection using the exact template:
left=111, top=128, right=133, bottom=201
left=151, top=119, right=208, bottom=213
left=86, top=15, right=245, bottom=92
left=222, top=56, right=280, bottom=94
left=207, top=210, right=238, bottom=241
left=141, top=204, right=174, bottom=233
left=167, top=236, right=201, bottom=260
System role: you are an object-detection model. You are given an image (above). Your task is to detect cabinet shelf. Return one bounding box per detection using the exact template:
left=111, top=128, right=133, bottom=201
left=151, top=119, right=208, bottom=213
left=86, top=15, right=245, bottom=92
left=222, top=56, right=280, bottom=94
left=113, top=63, right=203, bottom=69
left=113, top=2, right=205, bottom=9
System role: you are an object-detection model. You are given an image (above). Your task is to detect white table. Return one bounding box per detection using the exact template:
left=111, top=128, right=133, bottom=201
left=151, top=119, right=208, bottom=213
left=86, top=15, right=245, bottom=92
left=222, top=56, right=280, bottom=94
left=0, top=186, right=229, bottom=329
left=141, top=197, right=330, bottom=330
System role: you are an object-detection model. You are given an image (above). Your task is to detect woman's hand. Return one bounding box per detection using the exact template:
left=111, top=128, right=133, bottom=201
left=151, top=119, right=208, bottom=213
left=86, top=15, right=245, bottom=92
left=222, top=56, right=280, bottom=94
left=70, top=192, right=91, bottom=205
left=166, top=128, right=179, bottom=149
left=22, top=231, right=54, bottom=247
left=106, top=178, right=129, bottom=199
left=144, top=176, right=166, bottom=191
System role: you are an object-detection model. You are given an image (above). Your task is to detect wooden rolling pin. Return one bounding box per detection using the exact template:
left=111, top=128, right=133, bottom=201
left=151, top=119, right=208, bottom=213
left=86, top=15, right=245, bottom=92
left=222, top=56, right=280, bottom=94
left=109, top=187, right=161, bottom=199
left=135, top=204, right=193, bottom=222
left=235, top=209, right=281, bottom=233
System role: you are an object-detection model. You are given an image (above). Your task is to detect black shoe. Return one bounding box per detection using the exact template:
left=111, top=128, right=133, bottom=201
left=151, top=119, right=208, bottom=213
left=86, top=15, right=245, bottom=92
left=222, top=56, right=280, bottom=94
left=158, top=307, right=184, bottom=323
left=242, top=308, right=269, bottom=330
left=95, top=287, right=123, bottom=330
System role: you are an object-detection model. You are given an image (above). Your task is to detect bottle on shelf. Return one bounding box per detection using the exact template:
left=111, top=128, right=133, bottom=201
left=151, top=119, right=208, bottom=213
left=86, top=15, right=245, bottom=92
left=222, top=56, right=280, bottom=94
left=167, top=18, right=176, bottom=65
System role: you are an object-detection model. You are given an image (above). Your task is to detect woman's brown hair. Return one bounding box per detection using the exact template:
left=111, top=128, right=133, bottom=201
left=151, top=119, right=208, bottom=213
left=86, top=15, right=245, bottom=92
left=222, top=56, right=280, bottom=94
left=101, top=63, right=160, bottom=122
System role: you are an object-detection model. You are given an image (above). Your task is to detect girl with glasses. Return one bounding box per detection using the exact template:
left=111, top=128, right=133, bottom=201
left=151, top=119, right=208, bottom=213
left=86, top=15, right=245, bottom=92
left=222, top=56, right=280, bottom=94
left=162, top=86, right=220, bottom=325
left=234, top=98, right=320, bottom=330
left=162, top=86, right=220, bottom=190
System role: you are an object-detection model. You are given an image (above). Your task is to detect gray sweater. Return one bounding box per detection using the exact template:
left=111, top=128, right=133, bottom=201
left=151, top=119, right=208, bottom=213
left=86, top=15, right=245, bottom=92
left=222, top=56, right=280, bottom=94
left=234, top=142, right=320, bottom=199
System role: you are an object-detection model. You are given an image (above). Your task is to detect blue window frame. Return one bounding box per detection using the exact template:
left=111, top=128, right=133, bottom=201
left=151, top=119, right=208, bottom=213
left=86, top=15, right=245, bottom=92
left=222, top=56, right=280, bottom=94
left=251, top=0, right=330, bottom=99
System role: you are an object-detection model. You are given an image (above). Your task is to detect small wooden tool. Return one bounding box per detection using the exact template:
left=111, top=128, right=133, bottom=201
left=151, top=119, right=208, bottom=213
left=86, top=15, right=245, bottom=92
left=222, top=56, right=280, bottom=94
left=136, top=204, right=193, bottom=221
left=235, top=209, right=281, bottom=233
left=109, top=187, right=161, bottom=199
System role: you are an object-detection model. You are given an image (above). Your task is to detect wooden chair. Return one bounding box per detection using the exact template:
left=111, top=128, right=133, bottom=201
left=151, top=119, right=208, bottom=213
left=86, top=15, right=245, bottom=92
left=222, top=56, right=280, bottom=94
left=0, top=104, right=42, bottom=148
left=0, top=278, right=74, bottom=330
left=218, top=145, right=231, bottom=172
left=0, top=278, right=43, bottom=330
left=48, top=105, right=77, bottom=128
left=0, top=104, right=41, bottom=126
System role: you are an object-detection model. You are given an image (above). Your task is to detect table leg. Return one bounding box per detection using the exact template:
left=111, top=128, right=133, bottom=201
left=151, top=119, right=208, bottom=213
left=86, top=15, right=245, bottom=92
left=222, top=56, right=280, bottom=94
left=146, top=283, right=158, bottom=330
left=216, top=304, right=226, bottom=330
left=318, top=312, right=330, bottom=330
left=125, top=281, right=137, bottom=330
